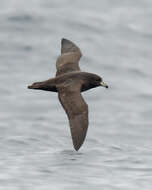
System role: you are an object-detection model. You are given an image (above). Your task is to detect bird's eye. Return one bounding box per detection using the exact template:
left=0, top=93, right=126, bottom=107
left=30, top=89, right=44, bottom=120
left=96, top=78, right=101, bottom=82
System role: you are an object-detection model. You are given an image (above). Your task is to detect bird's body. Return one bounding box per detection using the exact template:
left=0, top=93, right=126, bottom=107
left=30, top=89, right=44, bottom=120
left=28, top=39, right=108, bottom=151
left=29, top=71, right=104, bottom=92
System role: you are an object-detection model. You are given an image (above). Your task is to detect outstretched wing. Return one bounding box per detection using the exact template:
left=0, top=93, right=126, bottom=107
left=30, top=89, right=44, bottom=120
left=56, top=39, right=82, bottom=76
left=57, top=82, right=88, bottom=151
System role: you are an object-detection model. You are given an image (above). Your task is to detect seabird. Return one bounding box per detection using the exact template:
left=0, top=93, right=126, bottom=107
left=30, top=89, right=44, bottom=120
left=28, top=38, right=108, bottom=151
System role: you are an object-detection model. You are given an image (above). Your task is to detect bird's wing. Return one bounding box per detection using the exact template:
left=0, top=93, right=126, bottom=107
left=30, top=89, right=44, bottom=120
left=57, top=82, right=88, bottom=151
left=56, top=39, right=82, bottom=76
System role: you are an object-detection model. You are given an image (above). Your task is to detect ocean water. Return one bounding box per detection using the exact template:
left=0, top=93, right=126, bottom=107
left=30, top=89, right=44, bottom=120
left=0, top=0, right=152, bottom=189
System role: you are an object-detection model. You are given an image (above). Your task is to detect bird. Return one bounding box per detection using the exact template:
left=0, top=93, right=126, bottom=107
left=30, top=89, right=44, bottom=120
left=28, top=38, right=108, bottom=151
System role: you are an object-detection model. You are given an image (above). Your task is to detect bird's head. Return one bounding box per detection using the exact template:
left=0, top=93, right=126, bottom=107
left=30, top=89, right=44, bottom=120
left=91, top=74, right=108, bottom=89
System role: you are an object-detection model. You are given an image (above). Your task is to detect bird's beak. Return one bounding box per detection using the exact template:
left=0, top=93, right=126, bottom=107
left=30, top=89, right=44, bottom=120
left=100, top=82, right=108, bottom=88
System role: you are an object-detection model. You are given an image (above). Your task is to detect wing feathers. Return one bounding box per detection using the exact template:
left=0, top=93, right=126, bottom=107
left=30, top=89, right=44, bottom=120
left=57, top=83, right=88, bottom=151
left=56, top=39, right=82, bottom=76
left=61, top=38, right=82, bottom=56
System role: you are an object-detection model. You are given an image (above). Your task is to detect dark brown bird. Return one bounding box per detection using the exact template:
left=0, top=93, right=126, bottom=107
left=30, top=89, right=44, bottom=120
left=28, top=38, right=108, bottom=151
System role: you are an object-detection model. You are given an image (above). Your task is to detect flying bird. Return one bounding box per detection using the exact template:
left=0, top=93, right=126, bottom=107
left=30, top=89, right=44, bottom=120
left=28, top=38, right=108, bottom=151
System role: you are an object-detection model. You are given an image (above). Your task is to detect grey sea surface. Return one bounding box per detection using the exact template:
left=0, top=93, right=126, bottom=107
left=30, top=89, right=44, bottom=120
left=0, top=0, right=152, bottom=189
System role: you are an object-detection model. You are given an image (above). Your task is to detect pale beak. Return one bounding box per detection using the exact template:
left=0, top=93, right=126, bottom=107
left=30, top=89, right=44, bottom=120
left=100, top=82, right=108, bottom=88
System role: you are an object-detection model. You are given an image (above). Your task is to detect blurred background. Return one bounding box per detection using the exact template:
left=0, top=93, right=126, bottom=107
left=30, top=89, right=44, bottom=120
left=0, top=0, right=152, bottom=189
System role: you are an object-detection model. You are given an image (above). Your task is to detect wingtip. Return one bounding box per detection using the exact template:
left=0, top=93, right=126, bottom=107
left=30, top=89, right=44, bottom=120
left=61, top=38, right=82, bottom=56
left=61, top=38, right=68, bottom=44
left=74, top=146, right=80, bottom=151
left=61, top=38, right=73, bottom=47
left=73, top=143, right=82, bottom=151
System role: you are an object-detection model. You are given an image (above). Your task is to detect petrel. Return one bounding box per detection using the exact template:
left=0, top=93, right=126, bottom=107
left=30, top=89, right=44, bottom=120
left=28, top=38, right=108, bottom=151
